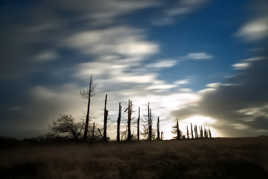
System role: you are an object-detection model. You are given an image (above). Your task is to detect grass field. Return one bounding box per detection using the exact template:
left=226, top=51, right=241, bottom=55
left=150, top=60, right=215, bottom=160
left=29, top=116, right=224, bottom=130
left=0, top=137, right=268, bottom=179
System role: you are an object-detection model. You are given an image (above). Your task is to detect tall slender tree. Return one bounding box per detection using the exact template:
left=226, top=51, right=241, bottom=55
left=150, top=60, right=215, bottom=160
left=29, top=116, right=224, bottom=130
left=82, top=75, right=94, bottom=141
left=208, top=128, right=212, bottom=139
left=204, top=127, right=208, bottom=138
left=172, top=119, right=181, bottom=140
left=194, top=125, right=198, bottom=139
left=126, top=100, right=133, bottom=141
left=200, top=126, right=204, bottom=138
left=147, top=103, right=152, bottom=142
left=92, top=122, right=95, bottom=137
left=117, top=102, right=122, bottom=142
left=186, top=125, right=189, bottom=139
left=103, top=94, right=108, bottom=142
left=137, top=107, right=140, bottom=141
left=157, top=116, right=160, bottom=140
left=191, top=123, right=194, bottom=139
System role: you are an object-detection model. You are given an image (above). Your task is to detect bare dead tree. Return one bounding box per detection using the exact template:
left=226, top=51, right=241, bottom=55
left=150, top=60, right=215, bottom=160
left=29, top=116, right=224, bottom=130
left=117, top=102, right=122, bottom=143
left=204, top=127, right=208, bottom=138
left=194, top=125, right=198, bottom=139
left=200, top=125, right=204, bottom=138
left=124, top=99, right=133, bottom=141
left=92, top=122, right=95, bottom=137
left=208, top=128, right=212, bottom=139
left=186, top=125, right=190, bottom=139
left=137, top=107, right=140, bottom=141
left=191, top=123, right=194, bottom=139
left=157, top=116, right=160, bottom=141
left=103, top=94, right=108, bottom=142
left=172, top=119, right=181, bottom=140
left=80, top=75, right=95, bottom=141
left=147, top=103, right=152, bottom=142
left=127, top=100, right=133, bottom=141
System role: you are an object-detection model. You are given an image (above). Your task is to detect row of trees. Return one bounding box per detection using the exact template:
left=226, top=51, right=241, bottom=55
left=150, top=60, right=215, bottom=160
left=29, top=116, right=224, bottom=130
left=49, top=76, right=213, bottom=142
left=172, top=119, right=212, bottom=140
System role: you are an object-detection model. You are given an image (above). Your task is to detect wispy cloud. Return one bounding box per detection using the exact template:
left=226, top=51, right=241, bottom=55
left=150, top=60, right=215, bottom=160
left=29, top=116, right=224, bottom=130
left=153, top=0, right=210, bottom=26
left=33, top=51, right=59, bottom=63
left=185, top=52, right=213, bottom=60
left=237, top=17, right=268, bottom=41
left=146, top=59, right=177, bottom=68
left=66, top=26, right=159, bottom=58
left=174, top=79, right=190, bottom=85
left=232, top=56, right=265, bottom=70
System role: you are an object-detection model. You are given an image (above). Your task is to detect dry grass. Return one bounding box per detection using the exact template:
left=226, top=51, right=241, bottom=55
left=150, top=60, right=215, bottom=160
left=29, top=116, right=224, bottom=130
left=0, top=137, right=268, bottom=179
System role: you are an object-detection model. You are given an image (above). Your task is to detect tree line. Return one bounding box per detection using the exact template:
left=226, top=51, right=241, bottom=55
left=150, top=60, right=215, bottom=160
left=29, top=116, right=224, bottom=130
left=49, top=76, right=213, bottom=142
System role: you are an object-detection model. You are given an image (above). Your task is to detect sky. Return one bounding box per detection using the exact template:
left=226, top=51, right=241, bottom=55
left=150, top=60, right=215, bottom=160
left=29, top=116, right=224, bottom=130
left=1, top=0, right=268, bottom=139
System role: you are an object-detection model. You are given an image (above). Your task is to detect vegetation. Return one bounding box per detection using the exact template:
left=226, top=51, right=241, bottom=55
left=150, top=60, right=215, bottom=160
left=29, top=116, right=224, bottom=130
left=0, top=137, right=268, bottom=179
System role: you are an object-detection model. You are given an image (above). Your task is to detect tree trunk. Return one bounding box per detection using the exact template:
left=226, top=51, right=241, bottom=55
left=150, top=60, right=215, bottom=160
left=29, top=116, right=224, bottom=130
left=117, top=102, right=121, bottom=142
left=137, top=107, right=140, bottom=141
left=157, top=117, right=160, bottom=140
left=191, top=123, right=194, bottom=139
left=92, top=122, right=95, bottom=137
left=186, top=125, right=189, bottom=139
left=148, top=103, right=152, bottom=142
left=83, top=75, right=93, bottom=141
left=127, top=100, right=132, bottom=141
left=103, top=94, right=108, bottom=142
left=176, top=119, right=179, bottom=140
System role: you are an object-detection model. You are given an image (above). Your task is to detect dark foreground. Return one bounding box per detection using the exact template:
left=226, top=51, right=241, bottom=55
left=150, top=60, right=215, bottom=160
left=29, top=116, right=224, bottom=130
left=0, top=137, right=268, bottom=179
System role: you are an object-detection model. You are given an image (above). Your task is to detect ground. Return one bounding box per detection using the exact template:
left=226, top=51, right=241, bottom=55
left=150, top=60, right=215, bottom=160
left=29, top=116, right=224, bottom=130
left=0, top=137, right=268, bottom=179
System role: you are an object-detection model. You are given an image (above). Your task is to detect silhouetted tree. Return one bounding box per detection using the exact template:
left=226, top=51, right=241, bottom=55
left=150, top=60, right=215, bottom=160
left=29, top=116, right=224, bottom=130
left=191, top=123, right=194, bottom=139
left=204, top=127, right=208, bottom=138
left=186, top=125, right=190, bottom=139
left=200, top=126, right=204, bottom=138
left=157, top=116, right=160, bottom=140
left=172, top=119, right=182, bottom=140
left=50, top=114, right=82, bottom=140
left=161, top=131, right=164, bottom=140
left=147, top=103, right=152, bottom=142
left=92, top=122, right=95, bottom=137
left=208, top=128, right=212, bottom=139
left=80, top=75, right=95, bottom=141
left=194, top=125, right=198, bottom=139
left=137, top=107, right=140, bottom=141
left=117, top=102, right=122, bottom=142
left=124, top=99, right=133, bottom=141
left=103, top=94, right=108, bottom=142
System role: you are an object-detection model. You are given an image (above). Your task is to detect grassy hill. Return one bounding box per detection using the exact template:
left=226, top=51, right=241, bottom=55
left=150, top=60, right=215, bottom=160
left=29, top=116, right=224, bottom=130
left=0, top=137, right=268, bottom=179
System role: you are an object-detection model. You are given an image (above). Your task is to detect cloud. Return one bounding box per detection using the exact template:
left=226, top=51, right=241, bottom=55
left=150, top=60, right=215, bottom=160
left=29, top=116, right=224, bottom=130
left=153, top=0, right=210, bottom=26
left=237, top=17, right=268, bottom=41
left=174, top=79, right=190, bottom=85
left=206, top=83, right=221, bottom=88
left=0, top=0, right=160, bottom=80
left=232, top=63, right=250, bottom=70
left=146, top=59, right=177, bottom=68
left=236, top=0, right=268, bottom=41
left=33, top=51, right=59, bottom=63
left=185, top=52, right=213, bottom=60
left=65, top=26, right=159, bottom=58
left=232, top=56, right=265, bottom=70
left=172, top=55, right=268, bottom=137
